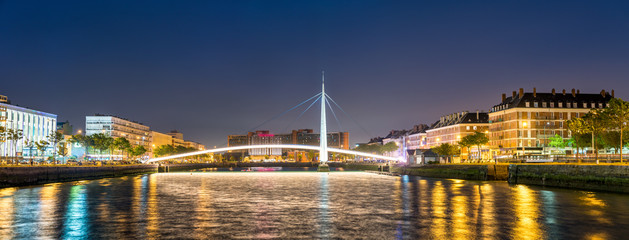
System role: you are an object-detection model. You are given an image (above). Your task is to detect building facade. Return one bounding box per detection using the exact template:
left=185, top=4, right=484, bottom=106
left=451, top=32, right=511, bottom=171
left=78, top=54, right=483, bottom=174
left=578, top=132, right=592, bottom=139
left=86, top=115, right=152, bottom=150
left=167, top=130, right=185, bottom=146
left=0, top=97, right=57, bottom=159
left=489, top=88, right=613, bottom=157
left=426, top=111, right=489, bottom=161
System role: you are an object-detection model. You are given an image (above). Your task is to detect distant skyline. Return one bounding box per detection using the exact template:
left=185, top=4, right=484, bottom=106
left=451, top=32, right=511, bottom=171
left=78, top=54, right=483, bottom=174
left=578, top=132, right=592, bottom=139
left=2, top=0, right=629, bottom=147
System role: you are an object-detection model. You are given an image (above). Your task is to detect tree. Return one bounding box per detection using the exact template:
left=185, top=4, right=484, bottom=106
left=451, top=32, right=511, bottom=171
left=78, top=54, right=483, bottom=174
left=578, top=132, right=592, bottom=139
left=112, top=137, right=132, bottom=160
left=57, top=143, right=69, bottom=163
left=381, top=142, right=399, bottom=154
left=6, top=129, right=23, bottom=164
left=23, top=139, right=36, bottom=164
left=354, top=144, right=382, bottom=154
left=70, top=134, right=93, bottom=161
left=0, top=126, right=5, bottom=161
left=567, top=117, right=588, bottom=162
left=548, top=134, right=568, bottom=148
left=307, top=150, right=315, bottom=161
left=458, top=136, right=473, bottom=161
left=35, top=140, right=50, bottom=162
left=583, top=110, right=608, bottom=162
left=431, top=143, right=460, bottom=163
left=47, top=131, right=64, bottom=164
left=129, top=145, right=147, bottom=160
left=153, top=144, right=175, bottom=157
left=91, top=133, right=113, bottom=160
left=460, top=131, right=489, bottom=161
left=603, top=98, right=629, bottom=163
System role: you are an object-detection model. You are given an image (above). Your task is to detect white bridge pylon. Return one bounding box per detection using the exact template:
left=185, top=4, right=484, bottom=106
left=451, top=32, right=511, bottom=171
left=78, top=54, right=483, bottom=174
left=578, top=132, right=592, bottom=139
left=144, top=144, right=400, bottom=163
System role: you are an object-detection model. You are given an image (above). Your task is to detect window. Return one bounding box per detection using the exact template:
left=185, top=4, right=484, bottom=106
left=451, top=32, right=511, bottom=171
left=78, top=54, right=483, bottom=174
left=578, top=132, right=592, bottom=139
left=466, top=126, right=470, bottom=130
left=542, top=102, right=547, bottom=108
left=534, top=102, right=538, bottom=107
left=559, top=102, right=563, bottom=108
left=525, top=101, right=530, bottom=107
left=550, top=102, right=554, bottom=108
left=473, top=126, right=477, bottom=130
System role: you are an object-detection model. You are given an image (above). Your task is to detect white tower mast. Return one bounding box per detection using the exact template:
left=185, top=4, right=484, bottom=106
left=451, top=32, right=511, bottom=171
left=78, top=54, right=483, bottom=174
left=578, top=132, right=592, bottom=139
left=320, top=71, right=328, bottom=163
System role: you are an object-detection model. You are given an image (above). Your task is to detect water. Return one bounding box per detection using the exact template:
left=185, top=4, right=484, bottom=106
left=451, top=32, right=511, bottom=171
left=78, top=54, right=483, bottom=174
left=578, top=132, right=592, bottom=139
left=1, top=171, right=629, bottom=239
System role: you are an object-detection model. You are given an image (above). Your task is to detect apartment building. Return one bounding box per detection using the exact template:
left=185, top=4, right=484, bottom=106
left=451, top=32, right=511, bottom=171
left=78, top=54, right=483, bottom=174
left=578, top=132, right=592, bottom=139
left=488, top=88, right=613, bottom=156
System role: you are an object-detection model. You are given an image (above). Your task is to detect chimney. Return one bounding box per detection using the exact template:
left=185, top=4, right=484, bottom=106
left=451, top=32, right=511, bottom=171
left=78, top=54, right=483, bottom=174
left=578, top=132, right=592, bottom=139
left=502, top=93, right=506, bottom=102
left=552, top=88, right=556, bottom=95
left=601, top=90, right=606, bottom=97
left=612, top=89, right=615, bottom=98
left=519, top=88, right=524, bottom=98
left=577, top=89, right=580, bottom=94
left=476, top=110, right=479, bottom=119
left=512, top=91, right=517, bottom=98
left=562, top=89, right=566, bottom=95
left=533, top=88, right=537, bottom=98
left=572, top=88, right=576, bottom=97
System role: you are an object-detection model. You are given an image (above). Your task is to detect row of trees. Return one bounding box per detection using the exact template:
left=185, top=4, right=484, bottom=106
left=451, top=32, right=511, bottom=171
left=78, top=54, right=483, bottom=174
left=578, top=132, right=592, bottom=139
left=354, top=142, right=399, bottom=155
left=566, top=98, right=629, bottom=162
left=0, top=128, right=71, bottom=164
left=430, top=131, right=490, bottom=163
left=70, top=133, right=147, bottom=160
left=153, top=144, right=199, bottom=157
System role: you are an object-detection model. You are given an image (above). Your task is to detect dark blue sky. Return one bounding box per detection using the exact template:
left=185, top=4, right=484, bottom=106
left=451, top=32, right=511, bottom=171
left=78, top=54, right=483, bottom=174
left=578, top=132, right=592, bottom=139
left=2, top=0, right=629, bottom=146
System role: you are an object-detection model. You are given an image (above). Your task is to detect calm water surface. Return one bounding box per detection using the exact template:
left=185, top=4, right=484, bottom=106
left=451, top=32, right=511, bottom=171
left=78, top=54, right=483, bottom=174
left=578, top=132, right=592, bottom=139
left=1, top=171, right=629, bottom=239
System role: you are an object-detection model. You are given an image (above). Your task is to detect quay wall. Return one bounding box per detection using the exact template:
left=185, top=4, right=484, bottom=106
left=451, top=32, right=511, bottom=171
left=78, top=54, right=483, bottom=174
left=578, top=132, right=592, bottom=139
left=392, top=164, right=509, bottom=181
left=508, top=164, right=629, bottom=193
left=0, top=165, right=158, bottom=188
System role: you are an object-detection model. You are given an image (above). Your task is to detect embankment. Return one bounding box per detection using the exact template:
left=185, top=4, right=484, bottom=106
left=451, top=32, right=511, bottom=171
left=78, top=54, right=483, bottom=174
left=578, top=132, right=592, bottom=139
left=508, top=164, right=629, bottom=193
left=0, top=165, right=158, bottom=188
left=392, top=164, right=509, bottom=181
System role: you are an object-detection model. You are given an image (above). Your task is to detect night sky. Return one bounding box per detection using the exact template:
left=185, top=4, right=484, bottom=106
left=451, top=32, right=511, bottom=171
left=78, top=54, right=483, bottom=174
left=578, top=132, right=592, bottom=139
left=2, top=1, right=629, bottom=147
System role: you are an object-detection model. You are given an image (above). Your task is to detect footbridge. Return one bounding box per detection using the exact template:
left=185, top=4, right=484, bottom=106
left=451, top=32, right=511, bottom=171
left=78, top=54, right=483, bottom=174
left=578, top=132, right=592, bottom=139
left=145, top=144, right=400, bottom=163
left=145, top=72, right=399, bottom=165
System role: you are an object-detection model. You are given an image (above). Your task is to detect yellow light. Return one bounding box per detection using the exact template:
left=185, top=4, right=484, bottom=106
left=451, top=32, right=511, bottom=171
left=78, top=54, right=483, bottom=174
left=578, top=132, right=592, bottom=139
left=485, top=130, right=489, bottom=134
left=456, top=135, right=461, bottom=139
left=523, top=122, right=528, bottom=127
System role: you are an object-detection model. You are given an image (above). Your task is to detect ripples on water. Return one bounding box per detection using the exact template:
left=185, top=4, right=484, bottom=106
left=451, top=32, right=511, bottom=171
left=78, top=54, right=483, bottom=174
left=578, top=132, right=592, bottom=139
left=1, top=171, right=629, bottom=239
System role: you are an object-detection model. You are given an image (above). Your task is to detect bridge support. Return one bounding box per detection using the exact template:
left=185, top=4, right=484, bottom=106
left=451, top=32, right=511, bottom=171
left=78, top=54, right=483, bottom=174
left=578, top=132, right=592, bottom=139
left=158, top=164, right=170, bottom=173
left=317, top=163, right=330, bottom=172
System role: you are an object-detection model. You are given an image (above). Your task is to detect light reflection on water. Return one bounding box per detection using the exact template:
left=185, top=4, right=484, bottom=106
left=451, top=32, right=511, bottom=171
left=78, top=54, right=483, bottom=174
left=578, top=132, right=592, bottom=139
left=0, top=172, right=629, bottom=239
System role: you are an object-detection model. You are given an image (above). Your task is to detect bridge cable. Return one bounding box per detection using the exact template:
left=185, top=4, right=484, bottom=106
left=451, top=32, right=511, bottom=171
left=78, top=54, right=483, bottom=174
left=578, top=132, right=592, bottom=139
left=212, top=93, right=323, bottom=149
left=244, top=92, right=321, bottom=134
left=325, top=94, right=374, bottom=139
left=325, top=97, right=343, bottom=132
left=283, top=95, right=321, bottom=133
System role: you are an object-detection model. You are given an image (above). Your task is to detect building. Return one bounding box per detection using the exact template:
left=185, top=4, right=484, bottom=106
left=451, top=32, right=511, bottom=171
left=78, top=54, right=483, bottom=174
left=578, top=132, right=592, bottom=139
left=167, top=130, right=185, bottom=146
left=150, top=130, right=205, bottom=154
left=184, top=141, right=205, bottom=150
left=227, top=129, right=350, bottom=158
left=56, top=121, right=73, bottom=135
left=382, top=129, right=408, bottom=159
left=0, top=95, right=57, bottom=159
left=405, top=124, right=429, bottom=150
left=426, top=111, right=489, bottom=161
left=151, top=131, right=173, bottom=149
left=488, top=88, right=614, bottom=157
left=85, top=115, right=152, bottom=150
